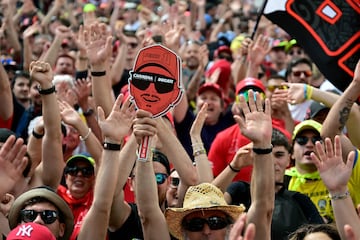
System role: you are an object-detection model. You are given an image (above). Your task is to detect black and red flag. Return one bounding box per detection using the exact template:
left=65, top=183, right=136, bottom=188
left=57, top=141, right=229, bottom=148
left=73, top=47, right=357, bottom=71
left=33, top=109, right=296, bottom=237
left=263, top=0, right=360, bottom=92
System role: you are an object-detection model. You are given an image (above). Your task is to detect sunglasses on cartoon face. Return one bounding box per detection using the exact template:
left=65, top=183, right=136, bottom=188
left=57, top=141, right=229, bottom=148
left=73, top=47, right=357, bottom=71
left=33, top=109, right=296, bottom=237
left=182, top=216, right=229, bottom=232
left=20, top=209, right=58, bottom=224
left=238, top=90, right=265, bottom=102
left=292, top=70, right=312, bottom=77
left=295, top=136, right=323, bottom=145
left=64, top=166, right=94, bottom=178
left=155, top=173, right=168, bottom=185
left=131, top=72, right=175, bottom=94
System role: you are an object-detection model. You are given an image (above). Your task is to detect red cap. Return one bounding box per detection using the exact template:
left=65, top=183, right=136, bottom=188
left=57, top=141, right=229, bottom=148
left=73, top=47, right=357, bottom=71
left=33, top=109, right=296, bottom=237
left=7, top=223, right=56, bottom=240
left=214, top=45, right=232, bottom=58
left=197, top=82, right=224, bottom=99
left=235, top=77, right=266, bottom=94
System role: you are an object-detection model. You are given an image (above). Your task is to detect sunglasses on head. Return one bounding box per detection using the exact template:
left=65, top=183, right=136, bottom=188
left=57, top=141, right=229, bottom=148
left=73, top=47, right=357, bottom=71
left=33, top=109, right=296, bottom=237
left=292, top=70, right=312, bottom=77
left=131, top=71, right=175, bottom=94
left=155, top=173, right=168, bottom=185
left=20, top=209, right=58, bottom=224
left=295, top=136, right=323, bottom=145
left=238, top=90, right=265, bottom=103
left=64, top=166, right=94, bottom=178
left=127, top=42, right=139, bottom=49
left=267, top=85, right=288, bottom=92
left=182, top=216, right=229, bottom=232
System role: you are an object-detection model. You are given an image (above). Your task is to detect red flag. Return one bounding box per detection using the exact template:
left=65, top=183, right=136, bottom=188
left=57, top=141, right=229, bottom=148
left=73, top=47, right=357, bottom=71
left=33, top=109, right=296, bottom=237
left=264, top=0, right=360, bottom=91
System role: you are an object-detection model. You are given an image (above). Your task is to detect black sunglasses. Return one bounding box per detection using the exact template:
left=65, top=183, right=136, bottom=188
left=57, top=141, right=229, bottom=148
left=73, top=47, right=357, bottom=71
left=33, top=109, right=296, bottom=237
left=170, top=177, right=180, bottom=187
left=288, top=49, right=304, bottom=56
left=155, top=173, right=168, bottom=185
left=127, top=42, right=139, bottom=49
left=295, top=136, right=323, bottom=145
left=20, top=209, right=58, bottom=224
left=131, top=71, right=175, bottom=94
left=64, top=166, right=94, bottom=178
left=182, top=216, right=229, bottom=232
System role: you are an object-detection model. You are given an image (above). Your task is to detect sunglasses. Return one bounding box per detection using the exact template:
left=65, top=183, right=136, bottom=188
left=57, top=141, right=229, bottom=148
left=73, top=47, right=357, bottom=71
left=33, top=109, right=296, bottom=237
left=131, top=71, right=175, bottom=94
left=127, top=42, right=139, bottom=49
left=238, top=90, right=265, bottom=102
left=267, top=85, right=288, bottom=92
left=170, top=177, right=180, bottom=187
left=20, top=209, right=58, bottom=224
left=182, top=216, right=229, bottom=232
left=155, top=173, right=168, bottom=185
left=288, top=49, right=304, bottom=56
left=64, top=166, right=94, bottom=178
left=292, top=70, right=312, bottom=77
left=295, top=136, right=323, bottom=145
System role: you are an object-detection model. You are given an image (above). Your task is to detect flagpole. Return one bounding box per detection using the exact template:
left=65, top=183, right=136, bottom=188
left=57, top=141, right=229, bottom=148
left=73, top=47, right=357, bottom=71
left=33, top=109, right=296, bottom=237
left=250, top=0, right=268, bottom=40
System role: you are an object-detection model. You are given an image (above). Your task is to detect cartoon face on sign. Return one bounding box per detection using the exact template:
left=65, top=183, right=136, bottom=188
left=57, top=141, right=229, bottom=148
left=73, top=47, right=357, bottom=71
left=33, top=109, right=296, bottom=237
left=128, top=44, right=183, bottom=118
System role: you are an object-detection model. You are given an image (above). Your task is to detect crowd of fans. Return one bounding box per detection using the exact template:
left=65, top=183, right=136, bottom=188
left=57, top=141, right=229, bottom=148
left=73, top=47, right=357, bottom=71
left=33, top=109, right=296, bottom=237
left=0, top=0, right=360, bottom=239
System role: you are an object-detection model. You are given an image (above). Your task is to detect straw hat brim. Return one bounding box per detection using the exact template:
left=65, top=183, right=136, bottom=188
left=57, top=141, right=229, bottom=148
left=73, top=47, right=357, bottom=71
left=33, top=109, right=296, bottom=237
left=165, top=205, right=245, bottom=240
left=8, top=188, right=74, bottom=240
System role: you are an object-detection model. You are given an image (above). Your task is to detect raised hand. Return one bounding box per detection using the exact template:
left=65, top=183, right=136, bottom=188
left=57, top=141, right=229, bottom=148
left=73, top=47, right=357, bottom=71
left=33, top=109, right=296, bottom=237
left=234, top=90, right=272, bottom=146
left=0, top=193, right=14, bottom=217
left=311, top=135, right=354, bottom=193
left=132, top=110, right=157, bottom=145
left=58, top=100, right=82, bottom=127
left=74, top=78, right=92, bottom=108
left=284, top=82, right=306, bottom=105
left=29, top=61, right=53, bottom=87
left=97, top=94, right=135, bottom=143
left=247, top=34, right=271, bottom=66
left=0, top=135, right=28, bottom=195
left=231, top=142, right=254, bottom=170
left=84, top=23, right=113, bottom=70
left=190, top=103, right=208, bottom=142
left=229, top=213, right=256, bottom=240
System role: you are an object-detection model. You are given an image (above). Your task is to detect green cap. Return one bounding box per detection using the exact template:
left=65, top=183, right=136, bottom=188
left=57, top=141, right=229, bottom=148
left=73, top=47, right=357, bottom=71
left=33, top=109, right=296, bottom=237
left=66, top=154, right=95, bottom=167
left=292, top=120, right=322, bottom=140
left=83, top=3, right=96, bottom=13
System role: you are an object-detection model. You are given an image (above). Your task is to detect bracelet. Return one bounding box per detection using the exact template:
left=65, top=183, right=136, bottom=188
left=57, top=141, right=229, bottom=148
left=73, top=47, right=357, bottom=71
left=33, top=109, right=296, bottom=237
left=329, top=190, right=350, bottom=200
left=37, top=84, right=56, bottom=95
left=252, top=145, right=273, bottom=155
left=79, top=128, right=92, bottom=141
left=219, top=18, right=226, bottom=24
left=306, top=85, right=313, bottom=100
left=32, top=129, right=44, bottom=139
left=103, top=142, right=121, bottom=151
left=229, top=164, right=240, bottom=172
left=91, top=71, right=106, bottom=77
left=78, top=56, right=88, bottom=61
left=193, top=148, right=206, bottom=157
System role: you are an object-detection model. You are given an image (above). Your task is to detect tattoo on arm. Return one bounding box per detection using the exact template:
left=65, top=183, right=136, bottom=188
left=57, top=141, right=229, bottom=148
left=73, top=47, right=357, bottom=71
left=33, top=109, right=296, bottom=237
left=338, top=99, right=353, bottom=130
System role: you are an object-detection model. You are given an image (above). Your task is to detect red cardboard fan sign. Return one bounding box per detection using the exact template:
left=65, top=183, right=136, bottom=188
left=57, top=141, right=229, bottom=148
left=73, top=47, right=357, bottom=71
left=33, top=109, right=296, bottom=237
left=128, top=44, right=183, bottom=160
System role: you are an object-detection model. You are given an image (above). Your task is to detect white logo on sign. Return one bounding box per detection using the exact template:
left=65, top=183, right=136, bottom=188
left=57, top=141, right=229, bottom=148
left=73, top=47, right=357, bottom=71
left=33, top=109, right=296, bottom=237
left=16, top=225, right=34, bottom=236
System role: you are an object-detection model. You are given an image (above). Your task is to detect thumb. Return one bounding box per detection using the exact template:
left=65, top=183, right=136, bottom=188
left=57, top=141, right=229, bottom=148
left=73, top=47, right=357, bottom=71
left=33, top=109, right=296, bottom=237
left=97, top=106, right=105, bottom=122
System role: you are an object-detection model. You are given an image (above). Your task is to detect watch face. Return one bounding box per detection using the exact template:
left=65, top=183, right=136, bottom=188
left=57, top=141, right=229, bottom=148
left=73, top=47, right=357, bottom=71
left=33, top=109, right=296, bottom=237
left=128, top=44, right=184, bottom=118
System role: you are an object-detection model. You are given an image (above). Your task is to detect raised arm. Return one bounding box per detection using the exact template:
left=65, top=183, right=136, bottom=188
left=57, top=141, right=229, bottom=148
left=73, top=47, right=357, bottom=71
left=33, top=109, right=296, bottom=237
left=78, top=94, right=135, bottom=240
left=234, top=90, right=274, bottom=240
left=29, top=61, right=63, bottom=189
left=0, top=62, right=13, bottom=122
left=311, top=135, right=360, bottom=240
left=133, top=110, right=171, bottom=240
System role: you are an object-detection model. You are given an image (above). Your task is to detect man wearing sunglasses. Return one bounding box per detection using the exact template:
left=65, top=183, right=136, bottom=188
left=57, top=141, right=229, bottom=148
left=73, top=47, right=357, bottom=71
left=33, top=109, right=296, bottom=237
left=57, top=154, right=95, bottom=240
left=286, top=57, right=314, bottom=122
left=8, top=186, right=74, bottom=240
left=284, top=120, right=332, bottom=223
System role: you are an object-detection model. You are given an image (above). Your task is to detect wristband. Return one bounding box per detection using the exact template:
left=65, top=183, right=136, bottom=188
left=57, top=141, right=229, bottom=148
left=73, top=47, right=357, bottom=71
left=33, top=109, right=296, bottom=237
left=329, top=190, right=350, bottom=200
left=103, top=142, right=121, bottom=151
left=83, top=108, right=94, bottom=117
left=252, top=145, right=273, bottom=155
left=193, top=148, right=206, bottom=157
left=37, top=84, right=56, bottom=95
left=306, top=85, right=313, bottom=100
left=32, top=129, right=44, bottom=139
left=79, top=128, right=92, bottom=141
left=229, top=164, right=240, bottom=172
left=91, top=71, right=106, bottom=77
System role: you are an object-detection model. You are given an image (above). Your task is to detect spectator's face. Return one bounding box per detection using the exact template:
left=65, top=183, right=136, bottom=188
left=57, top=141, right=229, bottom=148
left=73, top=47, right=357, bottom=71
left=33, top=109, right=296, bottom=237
left=21, top=202, right=65, bottom=238
left=196, top=90, right=223, bottom=126
left=125, top=36, right=139, bottom=61
left=286, top=46, right=305, bottom=62
left=269, top=47, right=286, bottom=65
left=292, top=130, right=322, bottom=173
left=166, top=171, right=180, bottom=207
left=288, top=63, right=312, bottom=84
left=153, top=161, right=169, bottom=206
left=55, top=57, right=75, bottom=75
left=184, top=43, right=200, bottom=70
left=265, top=78, right=287, bottom=99
left=182, top=210, right=230, bottom=240
left=65, top=160, right=95, bottom=199
left=272, top=145, right=290, bottom=184
left=62, top=126, right=80, bottom=153
left=123, top=9, right=138, bottom=23
left=13, top=76, right=30, bottom=102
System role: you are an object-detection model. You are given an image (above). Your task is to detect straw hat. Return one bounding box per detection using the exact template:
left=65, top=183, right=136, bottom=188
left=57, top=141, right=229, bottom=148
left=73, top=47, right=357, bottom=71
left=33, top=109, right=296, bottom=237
left=165, top=183, right=245, bottom=239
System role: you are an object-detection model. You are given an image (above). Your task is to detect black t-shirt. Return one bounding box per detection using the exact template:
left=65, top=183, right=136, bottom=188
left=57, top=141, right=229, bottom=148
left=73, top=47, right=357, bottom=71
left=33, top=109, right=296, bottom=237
left=112, top=69, right=130, bottom=98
